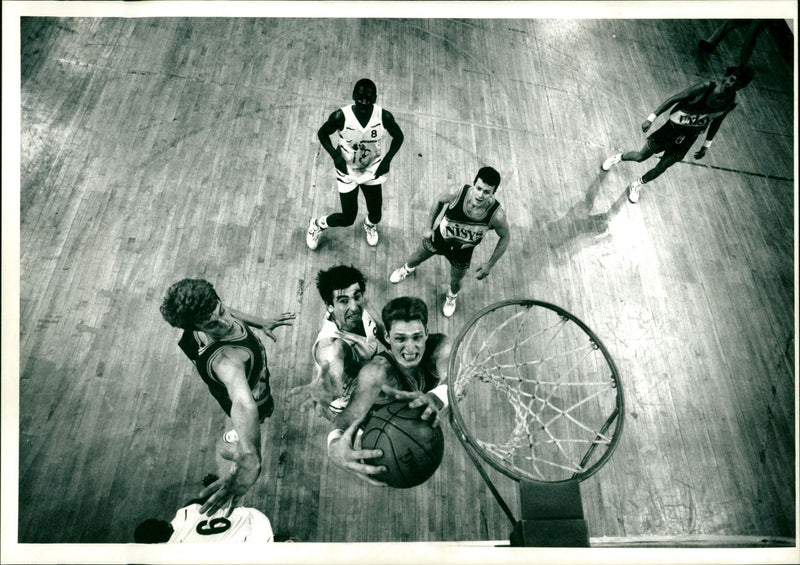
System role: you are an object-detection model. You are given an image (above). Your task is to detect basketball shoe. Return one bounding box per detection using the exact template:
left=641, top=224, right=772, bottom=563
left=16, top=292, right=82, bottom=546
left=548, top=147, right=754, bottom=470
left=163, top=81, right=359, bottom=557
left=306, top=218, right=323, bottom=250
left=364, top=221, right=379, bottom=246
left=443, top=292, right=458, bottom=317
left=628, top=177, right=643, bottom=203
left=390, top=264, right=415, bottom=283
left=602, top=152, right=623, bottom=171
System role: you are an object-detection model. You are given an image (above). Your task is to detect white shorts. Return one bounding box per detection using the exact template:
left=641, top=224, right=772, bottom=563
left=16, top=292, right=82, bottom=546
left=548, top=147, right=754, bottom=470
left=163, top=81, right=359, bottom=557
left=336, top=164, right=387, bottom=193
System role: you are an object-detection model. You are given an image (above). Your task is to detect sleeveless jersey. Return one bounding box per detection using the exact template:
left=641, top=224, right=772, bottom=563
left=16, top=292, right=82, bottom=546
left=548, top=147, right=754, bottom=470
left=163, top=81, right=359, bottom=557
left=168, top=503, right=273, bottom=543
left=668, top=82, right=736, bottom=132
left=337, top=104, right=386, bottom=173
left=178, top=317, right=272, bottom=419
left=374, top=333, right=446, bottom=399
left=434, top=184, right=502, bottom=250
left=312, top=310, right=380, bottom=415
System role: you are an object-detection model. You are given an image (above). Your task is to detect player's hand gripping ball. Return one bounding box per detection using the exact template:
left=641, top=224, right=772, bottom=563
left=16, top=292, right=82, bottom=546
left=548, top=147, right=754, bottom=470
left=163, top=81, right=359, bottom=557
left=360, top=400, right=445, bottom=488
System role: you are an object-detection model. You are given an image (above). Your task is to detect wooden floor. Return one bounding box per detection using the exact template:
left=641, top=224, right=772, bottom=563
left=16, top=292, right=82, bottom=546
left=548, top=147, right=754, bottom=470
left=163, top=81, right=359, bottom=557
left=10, top=12, right=796, bottom=551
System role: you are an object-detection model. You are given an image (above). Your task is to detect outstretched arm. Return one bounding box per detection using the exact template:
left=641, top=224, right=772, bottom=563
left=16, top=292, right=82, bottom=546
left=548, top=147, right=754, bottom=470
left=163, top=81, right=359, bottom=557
left=641, top=83, right=708, bottom=132
left=476, top=208, right=511, bottom=280
left=199, top=354, right=262, bottom=515
left=327, top=359, right=393, bottom=485
left=230, top=309, right=295, bottom=342
left=374, top=110, right=404, bottom=177
left=290, top=338, right=347, bottom=421
left=318, top=110, right=348, bottom=173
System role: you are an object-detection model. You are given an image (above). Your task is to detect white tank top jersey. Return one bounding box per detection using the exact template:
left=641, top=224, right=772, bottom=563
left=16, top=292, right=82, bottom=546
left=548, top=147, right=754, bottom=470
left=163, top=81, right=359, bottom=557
left=337, top=104, right=386, bottom=173
left=312, top=310, right=380, bottom=414
left=168, top=504, right=274, bottom=543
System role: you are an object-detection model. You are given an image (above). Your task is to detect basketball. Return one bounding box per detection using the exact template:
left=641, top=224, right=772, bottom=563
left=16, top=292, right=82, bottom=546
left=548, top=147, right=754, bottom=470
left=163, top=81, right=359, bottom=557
left=359, top=400, right=445, bottom=489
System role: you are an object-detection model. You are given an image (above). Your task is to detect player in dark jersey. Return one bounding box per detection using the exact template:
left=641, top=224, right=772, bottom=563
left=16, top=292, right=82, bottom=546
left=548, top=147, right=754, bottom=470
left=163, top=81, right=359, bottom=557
left=326, top=296, right=450, bottom=485
left=602, top=65, right=755, bottom=203
left=160, top=279, right=295, bottom=515
left=389, top=166, right=511, bottom=317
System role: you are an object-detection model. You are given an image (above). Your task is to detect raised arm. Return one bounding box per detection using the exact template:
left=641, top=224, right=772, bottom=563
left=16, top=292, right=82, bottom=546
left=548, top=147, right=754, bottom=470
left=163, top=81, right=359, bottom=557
left=229, top=309, right=295, bottom=342
left=475, top=207, right=511, bottom=280
left=326, top=358, right=392, bottom=485
left=199, top=353, right=262, bottom=515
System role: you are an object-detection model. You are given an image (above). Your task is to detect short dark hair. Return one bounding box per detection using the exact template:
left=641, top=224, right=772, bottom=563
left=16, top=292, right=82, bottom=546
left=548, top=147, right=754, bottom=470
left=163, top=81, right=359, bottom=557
left=354, top=77, right=376, bottom=92
left=725, top=65, right=754, bottom=90
left=316, top=265, right=367, bottom=306
left=160, top=279, right=220, bottom=330
left=382, top=296, right=428, bottom=334
left=474, top=166, right=501, bottom=191
left=134, top=518, right=173, bottom=543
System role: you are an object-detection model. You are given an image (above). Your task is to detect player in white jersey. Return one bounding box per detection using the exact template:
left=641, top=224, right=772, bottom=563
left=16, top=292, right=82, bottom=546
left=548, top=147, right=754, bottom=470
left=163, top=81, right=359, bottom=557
left=291, top=265, right=387, bottom=420
left=135, top=473, right=274, bottom=543
left=306, top=79, right=404, bottom=249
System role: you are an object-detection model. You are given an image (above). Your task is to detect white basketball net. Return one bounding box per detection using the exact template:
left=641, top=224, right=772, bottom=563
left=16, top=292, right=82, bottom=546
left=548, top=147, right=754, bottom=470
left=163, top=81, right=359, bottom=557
left=450, top=301, right=622, bottom=483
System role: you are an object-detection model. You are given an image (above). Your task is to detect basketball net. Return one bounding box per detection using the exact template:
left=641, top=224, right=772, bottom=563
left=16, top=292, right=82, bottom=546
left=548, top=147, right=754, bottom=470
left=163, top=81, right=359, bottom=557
left=448, top=299, right=625, bottom=546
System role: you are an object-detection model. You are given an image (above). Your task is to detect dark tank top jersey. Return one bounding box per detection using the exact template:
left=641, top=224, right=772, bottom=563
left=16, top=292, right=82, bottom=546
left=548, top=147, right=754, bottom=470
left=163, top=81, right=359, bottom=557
left=178, top=318, right=272, bottom=419
left=436, top=185, right=502, bottom=251
left=670, top=81, right=736, bottom=131
left=374, top=333, right=446, bottom=395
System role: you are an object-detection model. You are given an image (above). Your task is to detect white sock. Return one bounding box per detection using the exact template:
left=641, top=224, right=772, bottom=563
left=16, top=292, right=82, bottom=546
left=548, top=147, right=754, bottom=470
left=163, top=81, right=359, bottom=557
left=405, top=263, right=416, bottom=272
left=447, top=289, right=458, bottom=298
left=317, top=216, right=328, bottom=229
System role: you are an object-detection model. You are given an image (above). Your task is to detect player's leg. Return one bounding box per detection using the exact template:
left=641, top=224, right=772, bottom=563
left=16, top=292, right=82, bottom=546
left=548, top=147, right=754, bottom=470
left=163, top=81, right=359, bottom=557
left=307, top=186, right=359, bottom=250
left=603, top=141, right=655, bottom=170
left=628, top=152, right=680, bottom=203
left=699, top=20, right=740, bottom=53
left=443, top=263, right=469, bottom=317
left=390, top=237, right=436, bottom=283
left=361, top=183, right=383, bottom=246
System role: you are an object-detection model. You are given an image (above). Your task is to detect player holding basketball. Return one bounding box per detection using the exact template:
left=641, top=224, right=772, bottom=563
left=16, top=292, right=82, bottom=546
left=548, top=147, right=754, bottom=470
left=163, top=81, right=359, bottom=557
left=602, top=65, right=754, bottom=203
left=327, top=296, right=450, bottom=485
left=160, top=279, right=295, bottom=515
left=290, top=265, right=387, bottom=420
left=389, top=166, right=510, bottom=317
left=306, top=78, right=404, bottom=250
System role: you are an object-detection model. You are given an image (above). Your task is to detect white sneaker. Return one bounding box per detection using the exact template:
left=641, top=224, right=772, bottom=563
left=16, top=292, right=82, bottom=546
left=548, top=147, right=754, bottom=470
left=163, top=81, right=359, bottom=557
left=443, top=293, right=457, bottom=317
left=364, top=222, right=379, bottom=246
left=306, top=218, right=323, bottom=250
left=390, top=264, right=414, bottom=284
left=628, top=178, right=643, bottom=203
left=602, top=152, right=623, bottom=171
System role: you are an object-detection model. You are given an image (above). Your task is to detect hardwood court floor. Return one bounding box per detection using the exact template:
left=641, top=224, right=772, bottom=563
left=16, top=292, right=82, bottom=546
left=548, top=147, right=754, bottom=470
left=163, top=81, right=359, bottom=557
left=14, top=16, right=795, bottom=545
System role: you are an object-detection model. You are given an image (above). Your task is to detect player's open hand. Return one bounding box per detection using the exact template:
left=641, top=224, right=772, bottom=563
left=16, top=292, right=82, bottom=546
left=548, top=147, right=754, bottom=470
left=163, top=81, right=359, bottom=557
left=289, top=381, right=333, bottom=421
left=693, top=147, right=707, bottom=160
left=641, top=119, right=652, bottom=133
left=198, top=452, right=261, bottom=516
left=328, top=416, right=387, bottom=486
left=381, top=385, right=442, bottom=428
left=259, top=312, right=296, bottom=342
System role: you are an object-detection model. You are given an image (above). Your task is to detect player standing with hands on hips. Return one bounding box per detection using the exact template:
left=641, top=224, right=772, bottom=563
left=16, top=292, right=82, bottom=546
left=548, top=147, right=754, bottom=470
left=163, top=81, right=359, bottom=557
left=307, top=78, right=404, bottom=250
left=602, top=65, right=754, bottom=203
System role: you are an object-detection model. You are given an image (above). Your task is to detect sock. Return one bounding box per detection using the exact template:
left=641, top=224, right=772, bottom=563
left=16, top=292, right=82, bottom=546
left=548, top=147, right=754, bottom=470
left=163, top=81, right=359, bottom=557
left=447, top=289, right=458, bottom=299
left=317, top=216, right=328, bottom=229
left=365, top=219, right=375, bottom=227
left=405, top=263, right=416, bottom=272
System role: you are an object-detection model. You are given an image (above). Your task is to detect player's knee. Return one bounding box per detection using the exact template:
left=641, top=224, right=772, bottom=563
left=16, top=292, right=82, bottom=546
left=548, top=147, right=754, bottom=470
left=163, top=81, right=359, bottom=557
left=340, top=212, right=357, bottom=226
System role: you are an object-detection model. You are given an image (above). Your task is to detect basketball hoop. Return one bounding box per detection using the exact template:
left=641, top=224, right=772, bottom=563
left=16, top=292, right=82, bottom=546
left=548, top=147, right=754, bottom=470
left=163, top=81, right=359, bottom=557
left=447, top=299, right=625, bottom=546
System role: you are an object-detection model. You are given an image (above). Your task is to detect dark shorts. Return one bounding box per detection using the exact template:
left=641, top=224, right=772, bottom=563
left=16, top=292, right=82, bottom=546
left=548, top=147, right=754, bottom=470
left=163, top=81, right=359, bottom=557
left=646, top=121, right=701, bottom=160
left=422, top=231, right=474, bottom=271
